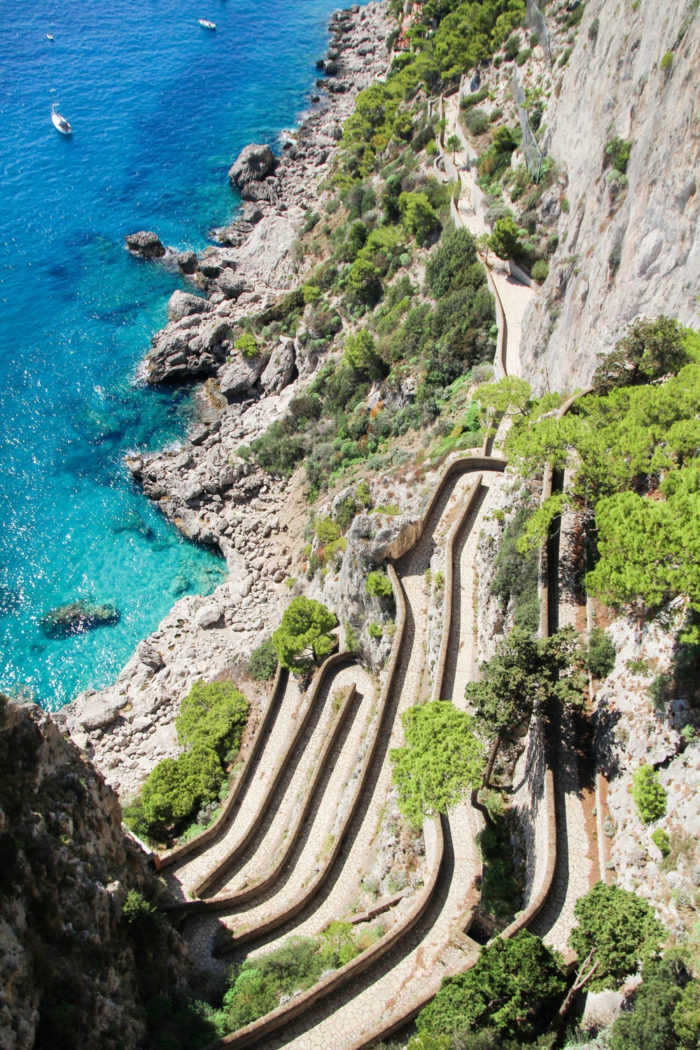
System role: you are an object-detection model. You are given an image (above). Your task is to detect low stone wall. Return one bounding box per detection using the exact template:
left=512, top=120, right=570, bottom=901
left=214, top=560, right=408, bottom=947
left=156, top=665, right=288, bottom=871
left=169, top=681, right=357, bottom=914
left=194, top=650, right=354, bottom=899
left=208, top=815, right=445, bottom=1049
left=431, top=475, right=485, bottom=703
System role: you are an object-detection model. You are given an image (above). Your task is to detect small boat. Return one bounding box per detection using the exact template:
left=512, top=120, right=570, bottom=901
left=198, top=18, right=216, bottom=29
left=46, top=33, right=54, bottom=41
left=51, top=103, right=72, bottom=135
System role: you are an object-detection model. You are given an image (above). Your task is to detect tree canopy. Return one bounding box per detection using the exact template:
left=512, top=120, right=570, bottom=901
left=390, top=701, right=485, bottom=826
left=176, top=680, right=249, bottom=761
left=610, top=953, right=699, bottom=1050
left=272, top=596, right=337, bottom=674
left=506, top=333, right=700, bottom=635
left=568, top=882, right=666, bottom=990
left=416, top=931, right=566, bottom=1042
left=140, top=747, right=223, bottom=829
left=465, top=626, right=584, bottom=785
left=592, top=316, right=691, bottom=395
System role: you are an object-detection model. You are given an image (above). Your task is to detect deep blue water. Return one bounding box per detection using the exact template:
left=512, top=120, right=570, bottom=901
left=0, top=0, right=357, bottom=708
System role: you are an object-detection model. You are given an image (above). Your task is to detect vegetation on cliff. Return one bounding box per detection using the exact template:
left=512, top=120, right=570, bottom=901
left=124, top=679, right=249, bottom=845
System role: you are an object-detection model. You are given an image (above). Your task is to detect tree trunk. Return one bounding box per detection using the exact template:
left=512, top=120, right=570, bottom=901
left=482, top=732, right=501, bottom=789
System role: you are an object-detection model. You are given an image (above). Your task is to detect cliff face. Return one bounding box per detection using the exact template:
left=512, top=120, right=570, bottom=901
left=521, top=0, right=700, bottom=393
left=0, top=699, right=190, bottom=1050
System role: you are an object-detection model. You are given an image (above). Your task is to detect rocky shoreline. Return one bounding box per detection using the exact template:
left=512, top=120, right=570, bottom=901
left=56, top=0, right=393, bottom=799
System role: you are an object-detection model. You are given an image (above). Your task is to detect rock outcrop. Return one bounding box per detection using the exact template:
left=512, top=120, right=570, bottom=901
left=520, top=0, right=700, bottom=392
left=124, top=230, right=165, bottom=259
left=228, top=143, right=276, bottom=198
left=39, top=600, right=120, bottom=639
left=0, top=699, right=191, bottom=1050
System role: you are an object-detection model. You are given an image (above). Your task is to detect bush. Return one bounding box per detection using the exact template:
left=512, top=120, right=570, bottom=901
left=651, top=828, right=671, bottom=857
left=315, top=517, right=341, bottom=545
left=234, top=332, right=259, bottom=358
left=516, top=47, right=532, bottom=65
left=465, top=108, right=489, bottom=136
left=489, top=216, right=523, bottom=260
left=368, top=621, right=383, bottom=638
left=530, top=259, right=549, bottom=284
left=490, top=504, right=540, bottom=633
left=660, top=50, right=673, bottom=72
left=248, top=638, right=278, bottom=681
left=583, top=627, right=616, bottom=679
left=365, top=570, right=393, bottom=599
left=504, top=33, right=521, bottom=60
left=417, top=931, right=566, bottom=1042
left=569, top=882, right=665, bottom=989
left=425, top=227, right=478, bottom=299
left=272, top=596, right=336, bottom=673
left=176, top=681, right=249, bottom=761
left=632, top=765, right=667, bottom=823
left=122, top=889, right=158, bottom=927
left=604, top=136, right=632, bottom=175
left=141, top=747, right=223, bottom=831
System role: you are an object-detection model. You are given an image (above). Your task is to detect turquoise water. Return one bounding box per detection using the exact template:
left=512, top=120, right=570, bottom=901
left=0, top=0, right=357, bottom=708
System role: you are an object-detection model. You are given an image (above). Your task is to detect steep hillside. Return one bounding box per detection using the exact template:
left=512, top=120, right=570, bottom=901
left=521, top=0, right=700, bottom=392
left=0, top=698, right=193, bottom=1050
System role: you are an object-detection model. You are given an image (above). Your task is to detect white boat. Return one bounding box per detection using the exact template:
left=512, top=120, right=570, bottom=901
left=198, top=18, right=216, bottom=29
left=51, top=103, right=72, bottom=135
left=46, top=33, right=54, bottom=41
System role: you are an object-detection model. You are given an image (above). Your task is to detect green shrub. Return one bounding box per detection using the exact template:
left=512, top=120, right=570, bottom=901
left=660, top=50, right=673, bottom=72
left=530, top=259, right=549, bottom=284
left=489, top=216, right=523, bottom=260
left=368, top=621, right=383, bottom=638
left=272, top=596, right=336, bottom=673
left=176, top=680, right=249, bottom=761
left=315, top=517, right=341, bottom=545
left=247, top=638, right=278, bottom=681
left=632, top=765, right=667, bottom=823
left=465, top=108, right=489, bottom=136
left=122, top=889, right=158, bottom=927
left=417, top=930, right=566, bottom=1042
left=365, top=570, right=394, bottom=599
left=234, top=332, right=259, bottom=358
left=604, top=136, right=632, bottom=175
left=489, top=108, right=504, bottom=123
left=583, top=627, right=616, bottom=679
left=490, top=505, right=540, bottom=633
left=651, top=828, right=671, bottom=856
left=504, top=32, right=521, bottom=60
left=516, top=47, right=532, bottom=65
left=460, top=86, right=489, bottom=109
left=425, top=227, right=478, bottom=299
left=141, top=747, right=223, bottom=831
left=565, top=3, right=585, bottom=28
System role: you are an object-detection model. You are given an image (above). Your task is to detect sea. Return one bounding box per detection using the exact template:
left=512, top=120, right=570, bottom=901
left=0, top=0, right=361, bottom=709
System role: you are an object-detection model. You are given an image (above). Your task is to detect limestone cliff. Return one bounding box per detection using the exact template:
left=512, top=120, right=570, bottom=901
left=0, top=698, right=191, bottom=1050
left=521, top=0, right=700, bottom=393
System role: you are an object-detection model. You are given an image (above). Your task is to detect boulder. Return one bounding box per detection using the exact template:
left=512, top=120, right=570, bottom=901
left=218, top=354, right=266, bottom=397
left=167, top=290, right=212, bottom=322
left=239, top=177, right=280, bottom=205
left=124, top=231, right=165, bottom=259
left=195, top=603, right=223, bottom=629
left=228, top=143, right=276, bottom=190
left=216, top=271, right=248, bottom=301
left=176, top=250, right=198, bottom=274
left=40, top=601, right=120, bottom=639
left=261, top=339, right=295, bottom=393
left=136, top=641, right=164, bottom=673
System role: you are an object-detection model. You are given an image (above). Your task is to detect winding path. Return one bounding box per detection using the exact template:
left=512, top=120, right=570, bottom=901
left=153, top=85, right=599, bottom=1050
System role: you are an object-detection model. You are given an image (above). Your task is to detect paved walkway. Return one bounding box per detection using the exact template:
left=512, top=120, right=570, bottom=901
left=167, top=674, right=305, bottom=897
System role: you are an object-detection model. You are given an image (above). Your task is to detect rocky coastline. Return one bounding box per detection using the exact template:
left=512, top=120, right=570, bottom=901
left=56, top=0, right=393, bottom=799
